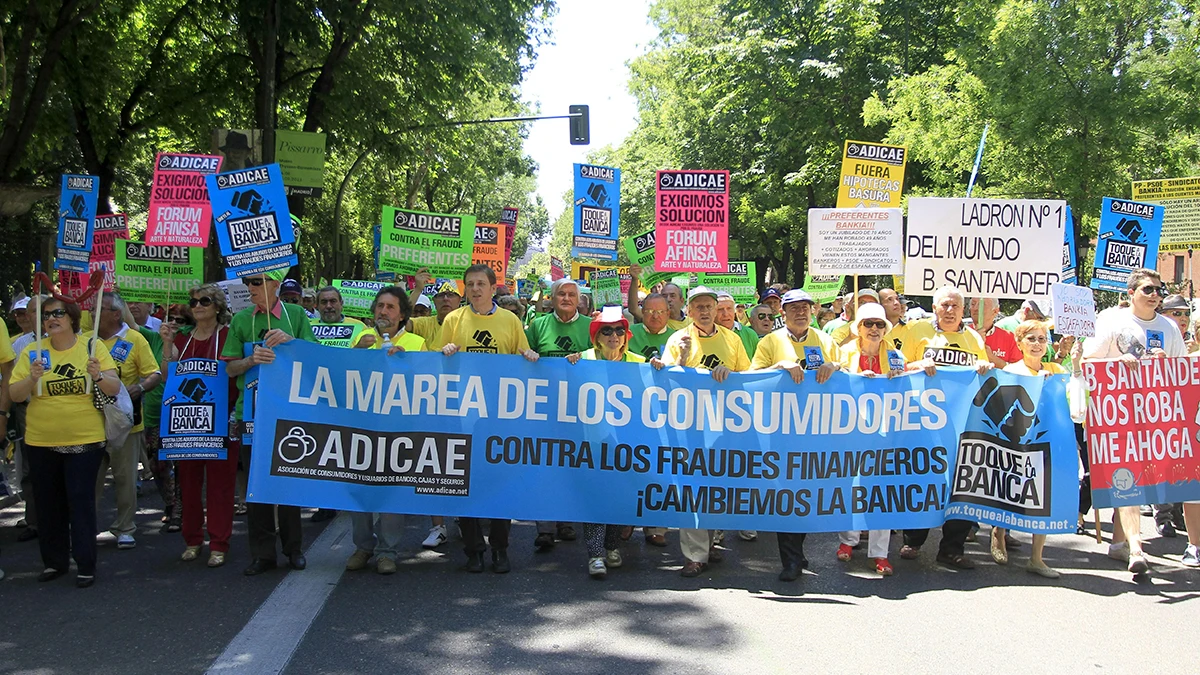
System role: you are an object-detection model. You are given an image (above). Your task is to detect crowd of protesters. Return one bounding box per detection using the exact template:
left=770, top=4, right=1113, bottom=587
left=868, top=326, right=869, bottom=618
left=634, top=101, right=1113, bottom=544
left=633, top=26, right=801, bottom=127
left=1, top=264, right=1197, bottom=588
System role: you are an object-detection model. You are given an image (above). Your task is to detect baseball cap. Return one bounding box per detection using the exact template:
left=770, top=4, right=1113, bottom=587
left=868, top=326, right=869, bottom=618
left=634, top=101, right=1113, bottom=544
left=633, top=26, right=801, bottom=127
left=761, top=288, right=781, bottom=300
left=281, top=279, right=303, bottom=295
left=856, top=289, right=879, bottom=301
left=781, top=289, right=816, bottom=306
left=415, top=295, right=432, bottom=309
left=687, top=286, right=719, bottom=303
left=11, top=297, right=29, bottom=311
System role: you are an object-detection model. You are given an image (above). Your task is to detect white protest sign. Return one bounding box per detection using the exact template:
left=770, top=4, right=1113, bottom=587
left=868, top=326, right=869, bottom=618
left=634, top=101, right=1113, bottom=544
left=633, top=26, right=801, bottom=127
left=807, top=208, right=904, bottom=274
left=218, top=279, right=253, bottom=314
left=904, top=197, right=1067, bottom=299
left=1050, top=282, right=1095, bottom=338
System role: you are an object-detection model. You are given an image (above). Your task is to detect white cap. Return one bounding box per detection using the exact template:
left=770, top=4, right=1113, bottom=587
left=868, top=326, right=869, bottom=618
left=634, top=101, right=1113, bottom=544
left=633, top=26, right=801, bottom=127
left=11, top=297, right=29, bottom=311
left=415, top=295, right=432, bottom=308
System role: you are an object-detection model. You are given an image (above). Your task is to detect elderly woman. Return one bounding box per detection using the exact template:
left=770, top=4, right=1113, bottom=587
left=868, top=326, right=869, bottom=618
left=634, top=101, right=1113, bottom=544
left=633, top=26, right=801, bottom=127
left=160, top=284, right=239, bottom=568
left=567, top=306, right=663, bottom=578
left=11, top=298, right=121, bottom=588
left=835, top=303, right=905, bottom=576
left=996, top=319, right=1079, bottom=578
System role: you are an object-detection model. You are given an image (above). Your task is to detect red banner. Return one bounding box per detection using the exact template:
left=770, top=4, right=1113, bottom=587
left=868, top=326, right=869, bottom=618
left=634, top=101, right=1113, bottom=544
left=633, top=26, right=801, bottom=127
left=146, top=152, right=223, bottom=246
left=653, top=169, right=729, bottom=272
left=60, top=212, right=128, bottom=310
left=1083, top=356, right=1200, bottom=508
left=550, top=256, right=564, bottom=281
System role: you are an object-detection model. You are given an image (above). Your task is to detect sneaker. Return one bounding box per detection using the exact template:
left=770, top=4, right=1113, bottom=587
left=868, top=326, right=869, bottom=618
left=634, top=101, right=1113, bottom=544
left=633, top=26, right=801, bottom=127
left=376, top=557, right=397, bottom=575
left=1182, top=544, right=1200, bottom=568
left=116, top=534, right=136, bottom=550
left=1156, top=520, right=1177, bottom=538
left=421, top=525, right=447, bottom=549
left=345, top=549, right=372, bottom=571
left=1128, top=553, right=1150, bottom=575
left=738, top=530, right=758, bottom=542
left=95, top=531, right=117, bottom=544
left=587, top=557, right=607, bottom=579
left=1107, top=542, right=1130, bottom=562
left=836, top=544, right=854, bottom=562
left=606, top=549, right=623, bottom=568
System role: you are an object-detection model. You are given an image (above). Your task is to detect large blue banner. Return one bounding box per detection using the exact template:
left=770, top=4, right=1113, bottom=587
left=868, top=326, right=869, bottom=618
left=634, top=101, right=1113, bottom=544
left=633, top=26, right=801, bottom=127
left=571, top=163, right=621, bottom=260
left=249, top=342, right=1079, bottom=534
left=56, top=174, right=99, bottom=273
left=1090, top=197, right=1163, bottom=293
left=207, top=163, right=297, bottom=279
left=159, top=358, right=230, bottom=460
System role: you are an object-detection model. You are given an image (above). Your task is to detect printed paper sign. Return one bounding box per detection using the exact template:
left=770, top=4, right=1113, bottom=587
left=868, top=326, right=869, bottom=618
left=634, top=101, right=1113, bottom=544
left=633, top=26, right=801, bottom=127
left=146, top=152, right=223, bottom=246
left=800, top=275, right=845, bottom=305
left=217, top=279, right=253, bottom=314
left=471, top=223, right=506, bottom=281
left=500, top=207, right=519, bottom=267
left=697, top=262, right=757, bottom=304
left=159, top=358, right=230, bottom=460
left=622, top=228, right=675, bottom=288
left=572, top=163, right=621, bottom=260
left=1050, top=282, right=1096, bottom=338
left=905, top=197, right=1066, bottom=299
left=1085, top=357, right=1200, bottom=507
left=115, top=240, right=204, bottom=305
left=836, top=141, right=907, bottom=209
left=60, top=213, right=129, bottom=311
left=808, top=208, right=904, bottom=275
left=550, top=256, right=565, bottom=281
left=55, top=174, right=99, bottom=273
left=378, top=206, right=475, bottom=279
left=275, top=130, right=326, bottom=198
left=1132, top=176, right=1200, bottom=251
left=207, top=163, right=297, bottom=279
left=590, top=268, right=622, bottom=307
left=1090, top=197, right=1164, bottom=293
left=654, top=170, right=729, bottom=272
left=331, top=279, right=387, bottom=318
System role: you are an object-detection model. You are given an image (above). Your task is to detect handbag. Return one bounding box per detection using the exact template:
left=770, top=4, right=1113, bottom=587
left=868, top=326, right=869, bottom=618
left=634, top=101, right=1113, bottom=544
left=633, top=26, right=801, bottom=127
left=88, top=339, right=135, bottom=449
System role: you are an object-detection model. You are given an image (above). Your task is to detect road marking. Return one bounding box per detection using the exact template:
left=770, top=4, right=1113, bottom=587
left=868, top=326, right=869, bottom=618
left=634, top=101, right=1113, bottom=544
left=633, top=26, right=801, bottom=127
left=206, top=515, right=351, bottom=675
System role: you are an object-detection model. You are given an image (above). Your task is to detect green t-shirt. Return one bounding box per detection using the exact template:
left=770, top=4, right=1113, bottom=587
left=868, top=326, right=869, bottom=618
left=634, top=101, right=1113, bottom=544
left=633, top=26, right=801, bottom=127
left=995, top=315, right=1021, bottom=333
left=137, top=326, right=166, bottom=429
left=525, top=312, right=593, bottom=358
left=734, top=325, right=759, bottom=360
left=627, top=323, right=675, bottom=361
left=823, top=317, right=847, bottom=335
left=221, top=303, right=317, bottom=420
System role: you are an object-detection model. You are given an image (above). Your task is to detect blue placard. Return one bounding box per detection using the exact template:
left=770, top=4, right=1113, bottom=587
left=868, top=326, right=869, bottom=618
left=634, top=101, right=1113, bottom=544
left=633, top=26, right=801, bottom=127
left=1090, top=197, right=1163, bottom=293
left=242, top=342, right=258, bottom=447
left=56, top=174, right=99, bottom=273
left=159, top=358, right=230, bottom=460
left=803, top=346, right=824, bottom=369
left=1061, top=205, right=1077, bottom=285
left=249, top=342, right=1079, bottom=534
left=571, top=163, right=621, bottom=260
left=28, top=349, right=50, bottom=370
left=109, top=339, right=133, bottom=364
left=207, top=163, right=297, bottom=279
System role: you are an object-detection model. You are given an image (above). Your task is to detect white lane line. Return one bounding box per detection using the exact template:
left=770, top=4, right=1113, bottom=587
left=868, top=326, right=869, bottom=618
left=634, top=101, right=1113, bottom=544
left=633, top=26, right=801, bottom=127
left=206, top=515, right=351, bottom=675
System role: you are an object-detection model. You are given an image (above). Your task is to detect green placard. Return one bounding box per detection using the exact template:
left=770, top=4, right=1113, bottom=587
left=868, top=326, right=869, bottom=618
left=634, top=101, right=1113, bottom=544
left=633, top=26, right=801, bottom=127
left=591, top=268, right=622, bottom=307
left=114, top=240, right=204, bottom=305
left=670, top=275, right=691, bottom=291
left=698, top=261, right=757, bottom=304
left=332, top=279, right=389, bottom=318
left=379, top=206, right=476, bottom=279
left=275, top=130, right=327, bottom=198
left=622, top=228, right=675, bottom=288
left=311, top=322, right=364, bottom=348
left=800, top=274, right=845, bottom=304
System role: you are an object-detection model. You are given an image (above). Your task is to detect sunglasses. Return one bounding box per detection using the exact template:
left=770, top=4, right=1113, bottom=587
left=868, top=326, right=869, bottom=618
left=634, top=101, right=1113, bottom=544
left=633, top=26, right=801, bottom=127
left=43, top=309, right=68, bottom=319
left=168, top=315, right=190, bottom=324
left=1166, top=310, right=1188, bottom=317
left=860, top=320, right=887, bottom=329
left=1139, top=285, right=1166, bottom=297
left=188, top=296, right=215, bottom=308
left=244, top=278, right=265, bottom=287
left=598, top=326, right=626, bottom=337
left=754, top=313, right=771, bottom=320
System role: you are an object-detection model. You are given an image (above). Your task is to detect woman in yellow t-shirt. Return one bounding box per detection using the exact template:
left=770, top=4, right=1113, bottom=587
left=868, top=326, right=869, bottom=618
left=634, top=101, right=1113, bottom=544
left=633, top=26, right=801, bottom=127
left=10, top=298, right=120, bottom=588
left=998, top=320, right=1068, bottom=579
left=566, top=307, right=664, bottom=578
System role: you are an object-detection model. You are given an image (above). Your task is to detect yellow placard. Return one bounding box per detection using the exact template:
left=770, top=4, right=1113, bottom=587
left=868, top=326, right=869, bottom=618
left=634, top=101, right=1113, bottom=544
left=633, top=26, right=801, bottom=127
left=836, top=140, right=908, bottom=209
left=1132, top=176, right=1200, bottom=251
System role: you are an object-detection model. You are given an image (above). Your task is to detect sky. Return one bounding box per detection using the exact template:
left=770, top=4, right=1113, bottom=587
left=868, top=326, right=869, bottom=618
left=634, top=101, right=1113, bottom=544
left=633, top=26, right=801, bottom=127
left=520, top=0, right=658, bottom=226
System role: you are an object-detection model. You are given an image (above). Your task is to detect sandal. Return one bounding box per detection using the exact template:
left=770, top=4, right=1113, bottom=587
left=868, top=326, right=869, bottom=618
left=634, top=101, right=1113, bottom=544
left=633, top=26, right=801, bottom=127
left=936, top=552, right=976, bottom=569
left=208, top=551, right=227, bottom=568
left=990, top=533, right=1008, bottom=565
left=234, top=502, right=248, bottom=516
left=899, top=545, right=919, bottom=560
left=181, top=545, right=201, bottom=562
left=875, top=558, right=894, bottom=576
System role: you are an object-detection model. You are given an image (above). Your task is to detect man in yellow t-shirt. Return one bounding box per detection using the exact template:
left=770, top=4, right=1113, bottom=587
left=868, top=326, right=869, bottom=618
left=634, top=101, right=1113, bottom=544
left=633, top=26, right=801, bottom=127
left=899, top=285, right=993, bottom=571
left=406, top=267, right=462, bottom=350
left=749, top=288, right=842, bottom=581
left=661, top=286, right=749, bottom=578
left=96, top=293, right=162, bottom=548
left=441, top=264, right=538, bottom=574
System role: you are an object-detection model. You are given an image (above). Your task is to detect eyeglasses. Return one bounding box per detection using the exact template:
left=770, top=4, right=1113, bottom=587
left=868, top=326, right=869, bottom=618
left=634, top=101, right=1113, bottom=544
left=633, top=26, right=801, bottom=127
left=644, top=309, right=668, bottom=316
left=1166, top=310, right=1188, bottom=317
left=1023, top=335, right=1049, bottom=344
left=1139, top=285, right=1167, bottom=297
left=244, top=278, right=265, bottom=287
left=860, top=320, right=888, bottom=329
left=188, top=296, right=215, bottom=308
left=44, top=309, right=68, bottom=319
left=168, top=315, right=189, bottom=324
left=598, top=326, right=626, bottom=337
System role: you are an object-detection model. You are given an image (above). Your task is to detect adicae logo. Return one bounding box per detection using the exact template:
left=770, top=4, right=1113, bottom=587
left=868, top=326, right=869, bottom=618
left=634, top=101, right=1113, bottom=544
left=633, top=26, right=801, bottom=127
left=277, top=426, right=318, bottom=463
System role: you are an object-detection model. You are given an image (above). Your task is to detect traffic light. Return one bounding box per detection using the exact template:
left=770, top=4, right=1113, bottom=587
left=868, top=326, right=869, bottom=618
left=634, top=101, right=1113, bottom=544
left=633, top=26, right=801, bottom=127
left=569, top=104, right=590, bottom=145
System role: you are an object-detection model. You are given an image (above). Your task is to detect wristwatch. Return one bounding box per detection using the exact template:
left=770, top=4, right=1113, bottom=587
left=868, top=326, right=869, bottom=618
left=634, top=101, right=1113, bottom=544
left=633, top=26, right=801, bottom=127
left=95, top=372, right=105, bottom=382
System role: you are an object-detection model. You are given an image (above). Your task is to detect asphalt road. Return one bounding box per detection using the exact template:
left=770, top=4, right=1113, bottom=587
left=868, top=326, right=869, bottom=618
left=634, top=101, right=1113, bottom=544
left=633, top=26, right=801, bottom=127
left=1, top=484, right=1197, bottom=675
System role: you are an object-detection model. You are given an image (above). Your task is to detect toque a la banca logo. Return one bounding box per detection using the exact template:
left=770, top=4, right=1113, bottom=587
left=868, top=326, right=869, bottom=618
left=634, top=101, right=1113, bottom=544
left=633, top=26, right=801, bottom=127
left=467, top=330, right=497, bottom=353
left=700, top=353, right=723, bottom=370
left=554, top=335, right=575, bottom=352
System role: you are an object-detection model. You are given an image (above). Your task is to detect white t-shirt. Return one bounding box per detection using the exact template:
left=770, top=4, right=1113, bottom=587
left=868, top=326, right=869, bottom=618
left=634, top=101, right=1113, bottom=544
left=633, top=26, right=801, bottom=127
left=1083, top=308, right=1185, bottom=359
